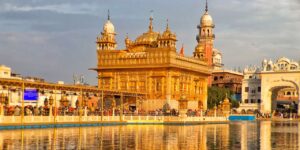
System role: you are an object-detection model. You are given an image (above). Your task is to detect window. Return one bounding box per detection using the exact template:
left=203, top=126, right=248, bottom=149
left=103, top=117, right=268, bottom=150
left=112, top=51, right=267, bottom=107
left=258, top=87, right=261, bottom=92
left=139, top=81, right=145, bottom=92
left=245, top=99, right=248, bottom=103
left=249, top=76, right=252, bottom=79
left=214, top=76, right=218, bottom=81
left=251, top=89, right=256, bottom=94
left=257, top=99, right=261, bottom=103
left=245, top=87, right=249, bottom=92
left=156, top=81, right=161, bottom=92
left=130, top=81, right=136, bottom=91
left=251, top=99, right=255, bottom=103
left=121, top=81, right=127, bottom=90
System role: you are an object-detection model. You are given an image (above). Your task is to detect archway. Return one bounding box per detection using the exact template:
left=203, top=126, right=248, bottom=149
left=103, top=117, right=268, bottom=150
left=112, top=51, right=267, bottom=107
left=269, top=86, right=297, bottom=113
left=261, top=78, right=300, bottom=115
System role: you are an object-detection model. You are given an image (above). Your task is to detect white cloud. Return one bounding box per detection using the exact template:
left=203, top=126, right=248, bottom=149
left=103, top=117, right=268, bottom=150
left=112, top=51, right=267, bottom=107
left=0, top=3, right=98, bottom=14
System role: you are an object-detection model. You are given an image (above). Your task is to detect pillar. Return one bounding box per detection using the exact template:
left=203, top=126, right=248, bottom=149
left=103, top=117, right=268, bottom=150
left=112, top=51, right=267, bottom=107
left=298, top=89, right=300, bottom=116
left=203, top=79, right=208, bottom=110
left=261, top=88, right=272, bottom=113
left=166, top=71, right=172, bottom=105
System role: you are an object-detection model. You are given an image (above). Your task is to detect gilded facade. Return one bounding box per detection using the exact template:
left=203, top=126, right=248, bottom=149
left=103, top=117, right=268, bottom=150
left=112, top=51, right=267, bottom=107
left=94, top=6, right=218, bottom=111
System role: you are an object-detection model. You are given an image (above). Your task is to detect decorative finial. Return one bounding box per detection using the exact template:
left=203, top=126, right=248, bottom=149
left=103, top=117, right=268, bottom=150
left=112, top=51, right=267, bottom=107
left=166, top=19, right=170, bottom=31
left=150, top=10, right=154, bottom=19
left=149, top=10, right=154, bottom=32
left=108, top=9, right=110, bottom=20
left=205, top=0, right=208, bottom=12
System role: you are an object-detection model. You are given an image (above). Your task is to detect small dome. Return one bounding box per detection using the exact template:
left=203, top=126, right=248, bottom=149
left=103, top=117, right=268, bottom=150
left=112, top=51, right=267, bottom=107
left=195, top=44, right=204, bottom=52
left=268, top=60, right=273, bottom=65
left=213, top=48, right=221, bottom=55
left=277, top=57, right=290, bottom=63
left=103, top=20, right=115, bottom=33
left=161, top=28, right=176, bottom=40
left=201, top=12, right=213, bottom=27
left=135, top=31, right=160, bottom=45
left=263, top=59, right=267, bottom=63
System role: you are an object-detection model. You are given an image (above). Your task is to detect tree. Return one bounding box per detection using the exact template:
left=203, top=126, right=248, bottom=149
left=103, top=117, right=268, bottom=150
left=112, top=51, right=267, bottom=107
left=208, top=86, right=240, bottom=109
left=208, top=87, right=230, bottom=109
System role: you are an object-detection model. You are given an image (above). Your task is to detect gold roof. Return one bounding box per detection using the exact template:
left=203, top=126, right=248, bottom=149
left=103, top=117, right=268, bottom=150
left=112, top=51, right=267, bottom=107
left=160, top=20, right=177, bottom=40
left=135, top=31, right=160, bottom=46
left=134, top=16, right=160, bottom=46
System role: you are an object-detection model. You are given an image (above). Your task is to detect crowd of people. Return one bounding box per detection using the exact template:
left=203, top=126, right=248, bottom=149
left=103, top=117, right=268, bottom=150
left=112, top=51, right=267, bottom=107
left=0, top=104, right=214, bottom=117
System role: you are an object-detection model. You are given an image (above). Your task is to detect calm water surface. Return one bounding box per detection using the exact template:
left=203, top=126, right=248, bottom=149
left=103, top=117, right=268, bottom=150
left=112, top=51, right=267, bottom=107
left=0, top=121, right=299, bottom=149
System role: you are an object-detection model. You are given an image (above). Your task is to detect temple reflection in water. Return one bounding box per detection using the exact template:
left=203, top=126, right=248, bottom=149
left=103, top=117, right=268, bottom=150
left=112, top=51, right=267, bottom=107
left=0, top=121, right=299, bottom=149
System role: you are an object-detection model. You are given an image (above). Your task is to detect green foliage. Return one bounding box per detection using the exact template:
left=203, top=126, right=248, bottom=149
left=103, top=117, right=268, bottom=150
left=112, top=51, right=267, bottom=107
left=207, top=86, right=231, bottom=109
left=231, top=99, right=240, bottom=108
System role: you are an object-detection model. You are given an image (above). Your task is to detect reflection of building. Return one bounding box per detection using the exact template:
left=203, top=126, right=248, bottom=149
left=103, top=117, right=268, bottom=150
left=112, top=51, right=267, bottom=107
left=240, top=57, right=300, bottom=113
left=212, top=69, right=243, bottom=100
left=93, top=4, right=218, bottom=110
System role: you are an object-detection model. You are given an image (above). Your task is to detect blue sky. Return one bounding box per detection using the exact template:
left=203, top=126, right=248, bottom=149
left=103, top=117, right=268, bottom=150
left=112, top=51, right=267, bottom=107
left=0, top=0, right=300, bottom=85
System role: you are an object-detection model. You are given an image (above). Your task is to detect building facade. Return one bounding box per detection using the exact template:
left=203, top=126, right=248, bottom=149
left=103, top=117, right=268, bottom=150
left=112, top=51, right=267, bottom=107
left=212, top=69, right=243, bottom=100
left=94, top=5, right=221, bottom=111
left=238, top=66, right=261, bottom=112
left=239, top=57, right=300, bottom=114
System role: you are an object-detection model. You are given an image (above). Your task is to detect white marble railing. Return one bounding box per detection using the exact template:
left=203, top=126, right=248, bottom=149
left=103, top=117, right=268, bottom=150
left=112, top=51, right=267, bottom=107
left=0, top=115, right=228, bottom=124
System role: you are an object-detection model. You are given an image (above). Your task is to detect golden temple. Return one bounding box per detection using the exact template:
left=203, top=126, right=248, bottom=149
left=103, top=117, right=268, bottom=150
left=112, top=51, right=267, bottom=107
left=93, top=4, right=219, bottom=111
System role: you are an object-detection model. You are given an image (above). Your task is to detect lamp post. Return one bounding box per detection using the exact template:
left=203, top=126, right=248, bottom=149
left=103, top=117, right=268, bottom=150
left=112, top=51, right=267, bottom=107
left=49, top=95, right=54, bottom=117
left=199, top=103, right=203, bottom=117
left=178, top=95, right=188, bottom=118
left=0, top=93, right=5, bottom=116
left=83, top=94, right=88, bottom=116
left=98, top=75, right=104, bottom=121
left=21, top=81, right=25, bottom=125
left=60, top=94, right=69, bottom=116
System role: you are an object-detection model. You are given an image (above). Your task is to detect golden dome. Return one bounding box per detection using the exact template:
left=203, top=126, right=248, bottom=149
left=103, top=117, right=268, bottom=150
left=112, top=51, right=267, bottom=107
left=195, top=44, right=204, bottom=52
left=201, top=11, right=214, bottom=27
left=134, top=17, right=160, bottom=46
left=135, top=31, right=160, bottom=45
left=161, top=21, right=176, bottom=40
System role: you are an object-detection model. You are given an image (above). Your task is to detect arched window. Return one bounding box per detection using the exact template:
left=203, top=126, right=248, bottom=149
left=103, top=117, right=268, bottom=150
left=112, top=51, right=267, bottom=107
left=207, top=29, right=210, bottom=36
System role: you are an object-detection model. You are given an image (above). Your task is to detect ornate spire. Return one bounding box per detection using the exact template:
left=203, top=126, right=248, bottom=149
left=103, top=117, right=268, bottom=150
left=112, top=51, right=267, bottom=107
left=205, top=0, right=208, bottom=12
left=149, top=10, right=154, bottom=32
left=166, top=19, right=170, bottom=31
left=180, top=44, right=184, bottom=56
left=108, top=9, right=110, bottom=20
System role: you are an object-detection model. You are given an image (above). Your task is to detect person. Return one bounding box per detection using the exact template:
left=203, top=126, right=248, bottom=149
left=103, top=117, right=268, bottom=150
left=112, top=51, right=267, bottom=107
left=14, top=106, right=20, bottom=116
left=34, top=106, right=39, bottom=116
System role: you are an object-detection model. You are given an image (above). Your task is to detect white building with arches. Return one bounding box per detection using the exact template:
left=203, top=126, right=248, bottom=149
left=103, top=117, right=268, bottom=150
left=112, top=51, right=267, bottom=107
left=239, top=57, right=300, bottom=114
